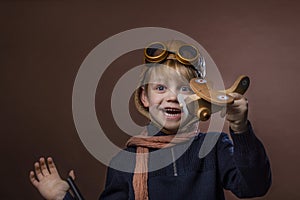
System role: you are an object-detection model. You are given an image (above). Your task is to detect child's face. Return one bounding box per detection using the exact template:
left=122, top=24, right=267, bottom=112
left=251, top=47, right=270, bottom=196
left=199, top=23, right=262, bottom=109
left=141, top=67, right=195, bottom=133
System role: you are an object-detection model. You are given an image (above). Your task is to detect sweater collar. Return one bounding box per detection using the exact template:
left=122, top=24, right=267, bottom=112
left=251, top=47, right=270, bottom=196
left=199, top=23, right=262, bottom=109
left=146, top=122, right=202, bottom=138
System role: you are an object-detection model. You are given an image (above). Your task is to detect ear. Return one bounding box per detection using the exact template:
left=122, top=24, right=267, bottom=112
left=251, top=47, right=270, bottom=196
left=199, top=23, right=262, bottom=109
left=140, top=87, right=150, bottom=108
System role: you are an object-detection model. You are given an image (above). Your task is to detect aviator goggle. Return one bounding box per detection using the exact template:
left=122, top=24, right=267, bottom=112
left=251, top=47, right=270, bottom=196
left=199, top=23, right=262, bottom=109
left=144, top=42, right=206, bottom=78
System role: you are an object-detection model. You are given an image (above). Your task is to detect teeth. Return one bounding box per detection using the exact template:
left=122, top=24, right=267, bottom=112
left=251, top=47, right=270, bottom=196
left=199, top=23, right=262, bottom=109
left=164, top=108, right=181, bottom=116
left=165, top=112, right=180, bottom=117
left=165, top=108, right=179, bottom=111
left=165, top=108, right=180, bottom=110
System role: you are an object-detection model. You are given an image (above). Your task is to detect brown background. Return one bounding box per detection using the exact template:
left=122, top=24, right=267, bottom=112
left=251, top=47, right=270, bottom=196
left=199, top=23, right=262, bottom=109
left=1, top=0, right=300, bottom=199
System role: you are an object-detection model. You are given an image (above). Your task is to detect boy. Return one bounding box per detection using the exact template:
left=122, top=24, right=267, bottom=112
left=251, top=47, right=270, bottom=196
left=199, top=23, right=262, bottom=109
left=30, top=40, right=271, bottom=200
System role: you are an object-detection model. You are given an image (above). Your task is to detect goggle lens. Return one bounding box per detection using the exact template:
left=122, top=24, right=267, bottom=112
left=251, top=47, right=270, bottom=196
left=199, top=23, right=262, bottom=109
left=178, top=45, right=198, bottom=61
left=145, top=42, right=167, bottom=62
left=146, top=43, right=165, bottom=56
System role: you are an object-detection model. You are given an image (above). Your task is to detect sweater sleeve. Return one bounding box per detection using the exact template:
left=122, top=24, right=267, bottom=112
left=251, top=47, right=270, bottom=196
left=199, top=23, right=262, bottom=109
left=63, top=163, right=132, bottom=200
left=63, top=192, right=74, bottom=200
left=217, top=121, right=272, bottom=198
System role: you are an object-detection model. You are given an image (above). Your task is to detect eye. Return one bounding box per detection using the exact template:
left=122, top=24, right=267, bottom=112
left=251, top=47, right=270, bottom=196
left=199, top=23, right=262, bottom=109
left=156, top=85, right=166, bottom=91
left=180, top=86, right=192, bottom=93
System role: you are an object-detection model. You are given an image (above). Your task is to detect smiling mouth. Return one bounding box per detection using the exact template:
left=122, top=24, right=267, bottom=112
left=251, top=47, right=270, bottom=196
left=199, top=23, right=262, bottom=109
left=163, top=108, right=182, bottom=117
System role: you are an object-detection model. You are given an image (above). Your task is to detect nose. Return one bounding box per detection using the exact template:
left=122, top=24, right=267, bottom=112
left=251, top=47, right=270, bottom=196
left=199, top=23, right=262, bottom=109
left=166, top=89, right=179, bottom=102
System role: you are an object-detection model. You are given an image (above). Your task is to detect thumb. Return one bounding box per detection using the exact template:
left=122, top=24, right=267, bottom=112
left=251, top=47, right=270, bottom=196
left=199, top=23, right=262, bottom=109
left=228, top=92, right=243, bottom=100
left=69, top=170, right=75, bottom=180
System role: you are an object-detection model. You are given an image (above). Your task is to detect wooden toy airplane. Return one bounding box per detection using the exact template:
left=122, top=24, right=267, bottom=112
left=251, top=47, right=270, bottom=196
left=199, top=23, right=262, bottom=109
left=184, top=75, right=250, bottom=121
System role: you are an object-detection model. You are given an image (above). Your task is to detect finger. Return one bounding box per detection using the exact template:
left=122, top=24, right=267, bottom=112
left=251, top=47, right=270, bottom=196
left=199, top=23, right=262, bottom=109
left=229, top=101, right=242, bottom=108
left=226, top=107, right=244, bottom=118
left=34, top=162, right=43, bottom=181
left=230, top=93, right=248, bottom=104
left=47, top=157, right=58, bottom=174
left=228, top=99, right=248, bottom=111
left=40, top=157, right=50, bottom=176
left=226, top=113, right=241, bottom=122
left=29, top=171, right=39, bottom=187
left=226, top=105, right=242, bottom=114
left=228, top=92, right=243, bottom=100
left=69, top=170, right=75, bottom=180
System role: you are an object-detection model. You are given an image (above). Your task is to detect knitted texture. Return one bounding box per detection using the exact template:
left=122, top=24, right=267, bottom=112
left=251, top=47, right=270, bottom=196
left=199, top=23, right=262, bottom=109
left=126, top=128, right=198, bottom=200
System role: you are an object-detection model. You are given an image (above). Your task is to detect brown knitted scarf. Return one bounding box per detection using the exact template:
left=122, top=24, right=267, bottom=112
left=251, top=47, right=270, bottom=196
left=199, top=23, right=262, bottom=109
left=126, top=127, right=199, bottom=200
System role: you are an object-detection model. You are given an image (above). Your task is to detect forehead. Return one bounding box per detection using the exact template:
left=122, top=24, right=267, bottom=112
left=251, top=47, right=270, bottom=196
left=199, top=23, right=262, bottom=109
left=147, top=65, right=190, bottom=84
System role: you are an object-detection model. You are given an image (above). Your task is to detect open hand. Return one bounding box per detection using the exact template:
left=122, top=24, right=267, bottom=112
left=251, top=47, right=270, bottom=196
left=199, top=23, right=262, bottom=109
left=29, top=157, right=74, bottom=200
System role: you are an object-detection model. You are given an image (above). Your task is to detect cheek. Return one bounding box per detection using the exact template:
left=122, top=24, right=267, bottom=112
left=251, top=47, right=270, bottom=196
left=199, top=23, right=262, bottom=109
left=148, top=94, right=164, bottom=106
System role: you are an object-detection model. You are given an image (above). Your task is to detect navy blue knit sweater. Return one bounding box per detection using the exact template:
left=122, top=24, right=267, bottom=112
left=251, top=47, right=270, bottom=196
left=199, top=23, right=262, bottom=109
left=64, top=121, right=271, bottom=200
